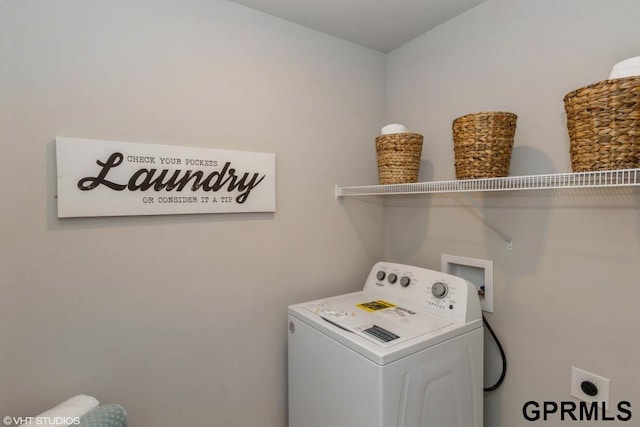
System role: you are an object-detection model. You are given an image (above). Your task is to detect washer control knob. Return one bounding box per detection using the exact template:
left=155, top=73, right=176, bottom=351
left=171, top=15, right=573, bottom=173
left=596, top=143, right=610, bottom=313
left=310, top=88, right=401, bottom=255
left=431, top=282, right=448, bottom=299
left=400, top=276, right=411, bottom=287
left=376, top=271, right=386, bottom=281
left=388, top=273, right=398, bottom=284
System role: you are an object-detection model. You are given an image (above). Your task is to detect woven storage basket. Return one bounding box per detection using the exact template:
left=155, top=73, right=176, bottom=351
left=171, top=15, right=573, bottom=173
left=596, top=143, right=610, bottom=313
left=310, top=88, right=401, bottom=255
left=452, top=112, right=517, bottom=179
left=563, top=76, right=640, bottom=172
left=375, top=133, right=423, bottom=184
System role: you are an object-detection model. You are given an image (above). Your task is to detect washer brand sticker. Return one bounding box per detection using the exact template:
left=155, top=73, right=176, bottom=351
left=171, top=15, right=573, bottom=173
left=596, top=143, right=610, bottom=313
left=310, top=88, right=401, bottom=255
left=383, top=307, right=416, bottom=320
left=394, top=306, right=416, bottom=315
left=357, top=300, right=396, bottom=312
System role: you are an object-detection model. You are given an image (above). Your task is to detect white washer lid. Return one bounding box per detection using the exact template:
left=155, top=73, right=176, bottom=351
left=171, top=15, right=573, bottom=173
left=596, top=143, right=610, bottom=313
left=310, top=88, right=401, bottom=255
left=302, top=292, right=452, bottom=348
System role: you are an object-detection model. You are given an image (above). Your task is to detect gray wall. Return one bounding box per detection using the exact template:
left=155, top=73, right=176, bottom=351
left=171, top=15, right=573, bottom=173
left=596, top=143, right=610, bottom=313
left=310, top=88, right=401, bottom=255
left=385, top=0, right=640, bottom=425
left=0, top=1, right=384, bottom=425
left=3, top=0, right=639, bottom=426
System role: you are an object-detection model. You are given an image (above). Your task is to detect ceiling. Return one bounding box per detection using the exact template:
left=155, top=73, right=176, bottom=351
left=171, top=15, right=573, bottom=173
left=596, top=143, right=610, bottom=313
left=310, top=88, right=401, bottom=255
left=228, top=0, right=486, bottom=53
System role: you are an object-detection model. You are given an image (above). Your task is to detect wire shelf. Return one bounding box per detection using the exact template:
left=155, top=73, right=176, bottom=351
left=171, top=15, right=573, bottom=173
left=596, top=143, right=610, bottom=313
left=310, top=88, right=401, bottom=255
left=336, top=169, right=640, bottom=197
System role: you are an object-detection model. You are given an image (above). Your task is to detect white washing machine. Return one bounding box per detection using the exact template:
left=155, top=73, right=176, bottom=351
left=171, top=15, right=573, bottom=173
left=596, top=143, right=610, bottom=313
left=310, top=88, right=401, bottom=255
left=288, top=262, right=483, bottom=427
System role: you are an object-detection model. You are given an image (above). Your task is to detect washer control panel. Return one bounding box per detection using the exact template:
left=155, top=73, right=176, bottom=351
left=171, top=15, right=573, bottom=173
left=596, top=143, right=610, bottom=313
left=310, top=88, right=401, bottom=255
left=363, top=262, right=481, bottom=323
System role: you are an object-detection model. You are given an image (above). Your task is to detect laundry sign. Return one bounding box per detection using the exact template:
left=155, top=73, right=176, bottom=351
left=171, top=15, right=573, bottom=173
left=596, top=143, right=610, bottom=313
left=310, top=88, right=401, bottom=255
left=55, top=137, right=276, bottom=218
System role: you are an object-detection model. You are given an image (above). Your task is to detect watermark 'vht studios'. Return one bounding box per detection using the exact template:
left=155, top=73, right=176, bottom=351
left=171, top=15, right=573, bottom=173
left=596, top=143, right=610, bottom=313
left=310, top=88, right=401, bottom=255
left=523, top=401, right=632, bottom=422
left=3, top=416, right=80, bottom=425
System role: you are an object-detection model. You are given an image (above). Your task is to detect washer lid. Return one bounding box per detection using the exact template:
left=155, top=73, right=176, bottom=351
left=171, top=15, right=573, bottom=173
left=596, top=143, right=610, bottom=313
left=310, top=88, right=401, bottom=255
left=302, top=292, right=452, bottom=349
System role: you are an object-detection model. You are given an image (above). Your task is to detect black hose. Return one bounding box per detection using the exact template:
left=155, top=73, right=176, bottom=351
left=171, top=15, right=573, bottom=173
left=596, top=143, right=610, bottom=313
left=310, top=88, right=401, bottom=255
left=483, top=314, right=507, bottom=392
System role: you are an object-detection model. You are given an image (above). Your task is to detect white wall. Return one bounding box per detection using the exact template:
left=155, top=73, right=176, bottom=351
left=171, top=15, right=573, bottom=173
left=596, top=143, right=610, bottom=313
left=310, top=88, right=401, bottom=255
left=0, top=1, right=384, bottom=425
left=385, top=0, right=640, bottom=425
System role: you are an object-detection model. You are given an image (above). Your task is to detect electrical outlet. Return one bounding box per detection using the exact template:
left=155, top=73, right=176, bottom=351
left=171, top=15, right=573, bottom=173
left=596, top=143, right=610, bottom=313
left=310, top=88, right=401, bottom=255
left=441, top=254, right=493, bottom=312
left=571, top=367, right=610, bottom=408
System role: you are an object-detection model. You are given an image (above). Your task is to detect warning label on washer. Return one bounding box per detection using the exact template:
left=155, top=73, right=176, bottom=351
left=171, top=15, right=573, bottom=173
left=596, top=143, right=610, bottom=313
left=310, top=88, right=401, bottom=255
left=357, top=300, right=396, bottom=312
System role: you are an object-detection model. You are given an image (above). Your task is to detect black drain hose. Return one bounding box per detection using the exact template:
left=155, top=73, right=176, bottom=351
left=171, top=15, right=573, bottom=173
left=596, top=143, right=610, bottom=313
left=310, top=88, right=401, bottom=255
left=483, top=314, right=507, bottom=392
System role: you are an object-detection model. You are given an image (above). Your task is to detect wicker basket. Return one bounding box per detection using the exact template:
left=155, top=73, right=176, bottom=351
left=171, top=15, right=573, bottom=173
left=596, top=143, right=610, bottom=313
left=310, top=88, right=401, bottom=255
left=563, top=76, right=640, bottom=172
left=375, top=133, right=424, bottom=184
left=452, top=112, right=517, bottom=179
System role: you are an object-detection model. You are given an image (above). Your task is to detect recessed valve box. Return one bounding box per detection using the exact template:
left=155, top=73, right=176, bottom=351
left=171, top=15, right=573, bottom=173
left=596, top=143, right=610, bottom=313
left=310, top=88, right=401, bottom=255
left=441, top=254, right=493, bottom=313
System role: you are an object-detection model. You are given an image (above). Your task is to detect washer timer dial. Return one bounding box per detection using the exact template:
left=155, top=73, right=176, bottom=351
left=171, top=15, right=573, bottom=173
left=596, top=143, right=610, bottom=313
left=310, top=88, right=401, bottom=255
left=431, top=282, right=448, bottom=299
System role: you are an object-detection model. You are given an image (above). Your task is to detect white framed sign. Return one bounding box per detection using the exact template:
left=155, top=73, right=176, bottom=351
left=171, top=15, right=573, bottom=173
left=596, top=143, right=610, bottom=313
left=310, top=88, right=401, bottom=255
left=56, top=137, right=276, bottom=218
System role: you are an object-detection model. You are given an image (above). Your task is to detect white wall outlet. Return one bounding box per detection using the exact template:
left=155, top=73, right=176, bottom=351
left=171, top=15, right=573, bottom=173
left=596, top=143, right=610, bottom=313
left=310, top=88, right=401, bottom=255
left=571, top=367, right=610, bottom=408
left=441, top=254, right=493, bottom=313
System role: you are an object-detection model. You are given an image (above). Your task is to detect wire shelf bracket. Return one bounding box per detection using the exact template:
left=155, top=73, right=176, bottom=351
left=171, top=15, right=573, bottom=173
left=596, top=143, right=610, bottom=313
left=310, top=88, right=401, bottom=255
left=461, top=192, right=513, bottom=250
